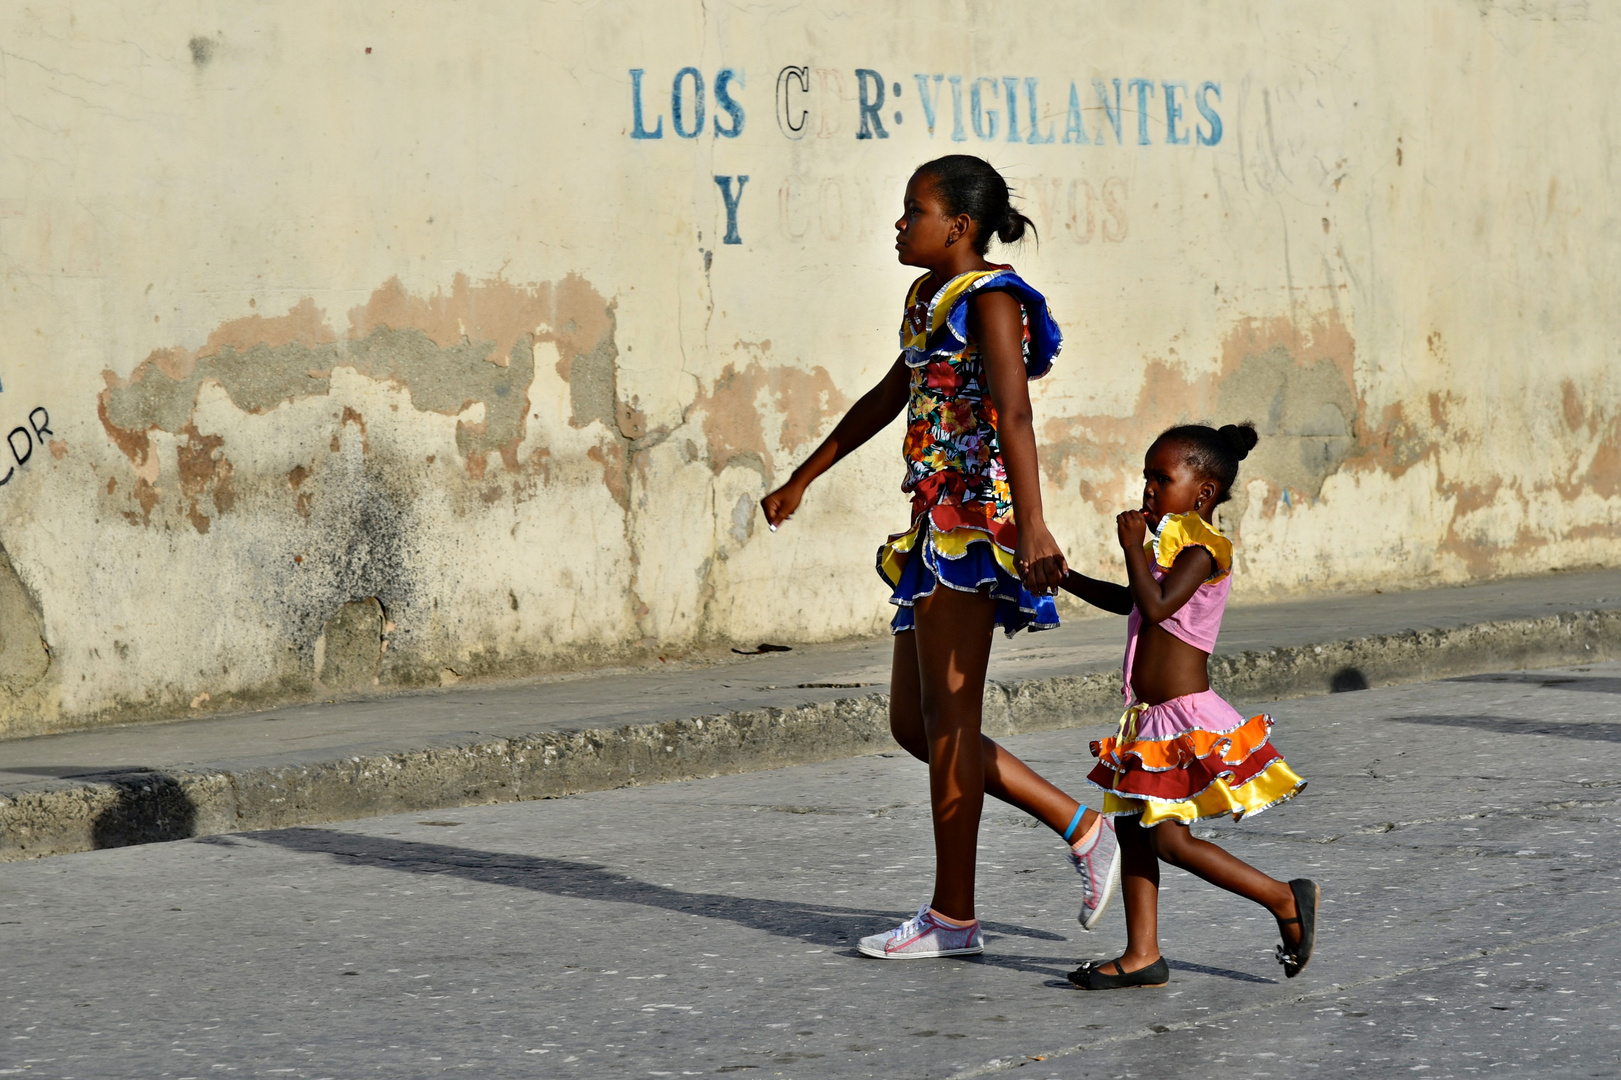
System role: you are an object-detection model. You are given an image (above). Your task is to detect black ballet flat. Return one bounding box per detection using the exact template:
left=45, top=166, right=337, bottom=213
left=1275, top=878, right=1321, bottom=978
left=1068, top=956, right=1170, bottom=991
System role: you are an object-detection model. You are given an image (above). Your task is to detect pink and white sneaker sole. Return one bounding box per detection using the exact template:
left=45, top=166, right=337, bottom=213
left=858, top=905, right=984, bottom=959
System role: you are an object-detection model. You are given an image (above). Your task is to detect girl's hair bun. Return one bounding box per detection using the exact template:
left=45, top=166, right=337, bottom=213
left=1217, top=423, right=1259, bottom=461
left=997, top=210, right=1035, bottom=246
left=1153, top=421, right=1260, bottom=507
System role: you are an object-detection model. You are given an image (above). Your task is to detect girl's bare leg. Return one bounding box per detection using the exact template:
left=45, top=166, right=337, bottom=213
left=903, top=586, right=999, bottom=922
left=890, top=629, right=1095, bottom=842
left=1148, top=821, right=1302, bottom=950
left=1105, top=814, right=1164, bottom=974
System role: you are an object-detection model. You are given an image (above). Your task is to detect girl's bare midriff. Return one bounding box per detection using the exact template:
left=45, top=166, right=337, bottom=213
left=1128, top=622, right=1211, bottom=706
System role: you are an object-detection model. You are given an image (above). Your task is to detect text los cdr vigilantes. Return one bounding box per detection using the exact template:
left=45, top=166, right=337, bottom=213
left=628, top=66, right=1223, bottom=244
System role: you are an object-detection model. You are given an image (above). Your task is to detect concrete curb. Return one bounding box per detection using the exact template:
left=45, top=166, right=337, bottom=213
left=3, top=608, right=1618, bottom=861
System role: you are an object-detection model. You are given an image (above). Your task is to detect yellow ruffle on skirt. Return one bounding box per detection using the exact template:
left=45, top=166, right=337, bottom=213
left=1100, top=758, right=1307, bottom=827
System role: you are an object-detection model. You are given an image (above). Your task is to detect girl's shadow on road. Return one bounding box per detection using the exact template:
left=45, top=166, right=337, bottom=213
left=247, top=827, right=1065, bottom=951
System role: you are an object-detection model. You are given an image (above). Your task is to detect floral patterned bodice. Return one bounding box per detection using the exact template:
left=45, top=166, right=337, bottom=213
left=897, top=267, right=1062, bottom=530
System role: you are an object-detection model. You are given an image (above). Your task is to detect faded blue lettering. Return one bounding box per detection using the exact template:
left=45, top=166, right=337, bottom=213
left=1196, top=81, right=1223, bottom=146
left=629, top=68, right=663, bottom=139
left=914, top=74, right=944, bottom=136
left=855, top=69, right=889, bottom=139
left=948, top=75, right=967, bottom=141
left=1002, top=77, right=1021, bottom=142
left=1129, top=79, right=1155, bottom=144
left=672, top=67, right=705, bottom=139
left=970, top=77, right=999, bottom=141
left=1163, top=81, right=1189, bottom=145
left=713, top=68, right=745, bottom=138
left=1025, top=77, right=1055, bottom=144
left=1094, top=78, right=1123, bottom=144
left=715, top=175, right=749, bottom=244
left=1063, top=81, right=1090, bottom=144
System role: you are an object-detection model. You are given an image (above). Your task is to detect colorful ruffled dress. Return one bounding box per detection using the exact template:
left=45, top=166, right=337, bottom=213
left=1087, top=513, right=1307, bottom=827
left=877, top=265, right=1064, bottom=636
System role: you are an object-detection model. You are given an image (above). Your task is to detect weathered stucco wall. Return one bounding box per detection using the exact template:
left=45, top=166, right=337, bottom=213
left=0, top=1, right=1617, bottom=737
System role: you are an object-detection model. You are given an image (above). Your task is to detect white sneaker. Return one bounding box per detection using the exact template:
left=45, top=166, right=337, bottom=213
left=1068, top=815, right=1122, bottom=931
left=858, top=905, right=984, bottom=959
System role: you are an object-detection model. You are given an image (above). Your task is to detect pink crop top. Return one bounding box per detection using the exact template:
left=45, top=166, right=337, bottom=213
left=1121, top=513, right=1235, bottom=703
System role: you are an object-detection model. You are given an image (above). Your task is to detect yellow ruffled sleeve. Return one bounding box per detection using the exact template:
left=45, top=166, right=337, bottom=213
left=1148, top=513, right=1233, bottom=583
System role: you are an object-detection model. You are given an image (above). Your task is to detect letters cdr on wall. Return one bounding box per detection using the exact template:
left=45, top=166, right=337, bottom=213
left=0, top=1, right=1617, bottom=737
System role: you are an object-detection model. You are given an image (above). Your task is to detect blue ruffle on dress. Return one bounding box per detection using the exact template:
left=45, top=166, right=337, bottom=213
left=882, top=521, right=1060, bottom=636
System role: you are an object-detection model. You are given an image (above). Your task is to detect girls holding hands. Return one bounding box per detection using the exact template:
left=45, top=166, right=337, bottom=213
left=762, top=155, right=1123, bottom=958
left=761, top=154, right=1318, bottom=984
left=1061, top=423, right=1319, bottom=988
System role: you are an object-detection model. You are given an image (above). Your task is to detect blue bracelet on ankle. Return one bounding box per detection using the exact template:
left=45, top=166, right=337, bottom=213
left=1062, top=806, right=1087, bottom=843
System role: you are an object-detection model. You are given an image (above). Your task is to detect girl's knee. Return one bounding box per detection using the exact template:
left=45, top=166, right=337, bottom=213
left=1148, top=822, right=1194, bottom=861
left=888, top=714, right=929, bottom=762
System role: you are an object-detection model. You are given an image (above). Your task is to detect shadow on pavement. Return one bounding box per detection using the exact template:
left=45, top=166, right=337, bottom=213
left=1450, top=674, right=1621, bottom=695
left=1167, top=958, right=1277, bottom=984
left=89, top=772, right=197, bottom=849
left=248, top=828, right=1070, bottom=951
left=1388, top=714, right=1621, bottom=743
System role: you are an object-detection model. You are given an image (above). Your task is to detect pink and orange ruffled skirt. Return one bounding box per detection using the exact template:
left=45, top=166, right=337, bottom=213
left=1087, top=689, right=1305, bottom=827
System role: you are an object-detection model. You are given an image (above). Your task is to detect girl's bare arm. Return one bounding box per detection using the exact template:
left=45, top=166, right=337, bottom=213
left=760, top=356, right=910, bottom=527
left=974, top=290, right=1066, bottom=591
left=1058, top=571, right=1133, bottom=615
left=1117, top=510, right=1213, bottom=622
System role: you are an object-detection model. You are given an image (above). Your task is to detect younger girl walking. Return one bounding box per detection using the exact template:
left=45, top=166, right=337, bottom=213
left=1060, top=422, right=1319, bottom=988
left=761, top=155, right=1122, bottom=958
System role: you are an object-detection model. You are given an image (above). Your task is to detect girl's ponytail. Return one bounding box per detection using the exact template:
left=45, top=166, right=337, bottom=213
left=997, top=209, right=1037, bottom=247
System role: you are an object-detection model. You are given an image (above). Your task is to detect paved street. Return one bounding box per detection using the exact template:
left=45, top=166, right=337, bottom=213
left=4, top=662, right=1621, bottom=1079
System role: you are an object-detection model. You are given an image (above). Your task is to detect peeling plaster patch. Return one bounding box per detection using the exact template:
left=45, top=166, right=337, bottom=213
left=287, top=464, right=312, bottom=517
left=98, top=274, right=624, bottom=524
left=1215, top=334, right=1357, bottom=501
left=1044, top=311, right=1359, bottom=533
left=586, top=442, right=629, bottom=510
left=1350, top=401, right=1434, bottom=479
left=92, top=275, right=582, bottom=696
left=353, top=272, right=643, bottom=442
left=1587, top=421, right=1621, bottom=499
left=174, top=425, right=235, bottom=534
left=691, top=359, right=848, bottom=476
left=1440, top=476, right=1507, bottom=576
left=1558, top=381, right=1621, bottom=500
left=334, top=406, right=370, bottom=456
left=352, top=275, right=539, bottom=369
left=205, top=296, right=338, bottom=360
left=1037, top=311, right=1587, bottom=578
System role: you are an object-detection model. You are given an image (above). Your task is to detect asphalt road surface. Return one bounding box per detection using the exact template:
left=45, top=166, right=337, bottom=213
left=4, top=662, right=1620, bottom=1079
